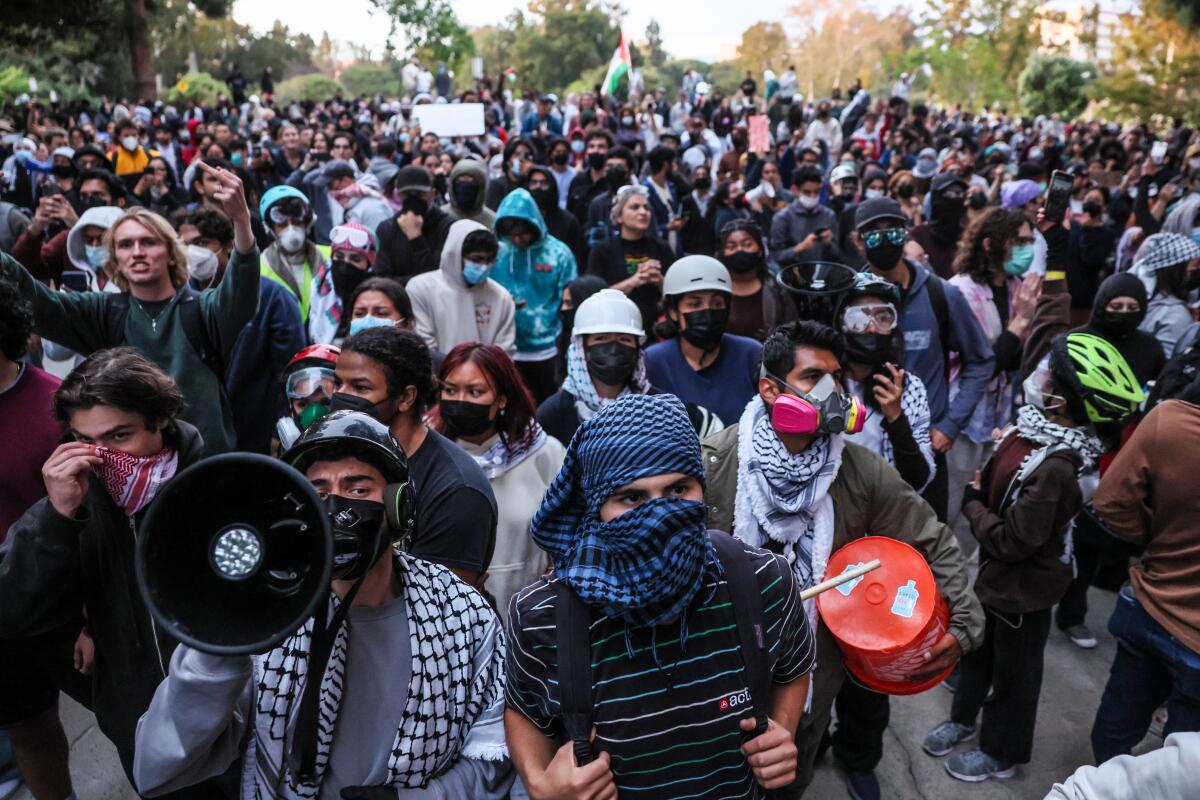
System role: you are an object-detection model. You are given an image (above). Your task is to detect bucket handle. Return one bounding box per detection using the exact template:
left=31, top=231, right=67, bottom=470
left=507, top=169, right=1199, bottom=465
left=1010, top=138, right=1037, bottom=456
left=801, top=559, right=881, bottom=602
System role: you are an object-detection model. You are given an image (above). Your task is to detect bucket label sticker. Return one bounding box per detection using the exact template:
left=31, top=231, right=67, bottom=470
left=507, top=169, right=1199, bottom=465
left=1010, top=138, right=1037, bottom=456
left=835, top=562, right=867, bottom=596
left=891, top=580, right=919, bottom=618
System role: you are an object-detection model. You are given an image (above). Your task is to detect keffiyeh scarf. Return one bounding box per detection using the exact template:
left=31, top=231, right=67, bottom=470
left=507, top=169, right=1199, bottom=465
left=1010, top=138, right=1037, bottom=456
left=248, top=555, right=507, bottom=797
left=1015, top=404, right=1104, bottom=470
left=469, top=422, right=550, bottom=479
left=94, top=446, right=178, bottom=516
left=561, top=336, right=649, bottom=422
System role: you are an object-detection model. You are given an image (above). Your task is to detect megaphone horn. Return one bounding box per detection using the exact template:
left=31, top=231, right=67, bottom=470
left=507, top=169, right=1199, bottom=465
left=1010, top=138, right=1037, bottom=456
left=136, top=452, right=333, bottom=655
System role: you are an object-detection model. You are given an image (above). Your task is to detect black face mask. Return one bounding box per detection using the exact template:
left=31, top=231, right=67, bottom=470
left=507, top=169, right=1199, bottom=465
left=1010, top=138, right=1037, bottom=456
left=51, top=165, right=76, bottom=181
left=401, top=195, right=429, bottom=217
left=587, top=152, right=607, bottom=171
left=451, top=180, right=479, bottom=210
left=585, top=341, right=639, bottom=386
left=896, top=183, right=915, bottom=199
left=694, top=176, right=712, bottom=191
left=605, top=166, right=629, bottom=191
left=79, top=192, right=108, bottom=209
left=864, top=239, right=905, bottom=271
left=439, top=399, right=494, bottom=439
left=1093, top=309, right=1140, bottom=339
left=679, top=307, right=729, bottom=350
left=530, top=187, right=555, bottom=209
left=326, top=494, right=388, bottom=580
left=552, top=151, right=570, bottom=166
left=930, top=194, right=966, bottom=237
left=845, top=332, right=894, bottom=364
left=721, top=251, right=761, bottom=275
left=329, top=392, right=390, bottom=422
left=331, top=258, right=367, bottom=300
left=433, top=174, right=448, bottom=193
left=1083, top=200, right=1103, bottom=217
left=559, top=306, right=577, bottom=335
left=967, top=192, right=988, bottom=210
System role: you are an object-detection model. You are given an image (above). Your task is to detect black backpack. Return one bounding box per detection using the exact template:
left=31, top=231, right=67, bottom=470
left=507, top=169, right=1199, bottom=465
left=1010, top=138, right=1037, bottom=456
left=1147, top=324, right=1200, bottom=410
left=102, top=287, right=226, bottom=380
left=555, top=530, right=771, bottom=765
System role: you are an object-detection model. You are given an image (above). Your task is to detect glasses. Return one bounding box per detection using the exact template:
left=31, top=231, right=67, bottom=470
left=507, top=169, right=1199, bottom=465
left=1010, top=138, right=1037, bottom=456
left=842, top=303, right=898, bottom=334
left=861, top=228, right=908, bottom=249
left=330, top=225, right=375, bottom=250
left=286, top=367, right=336, bottom=400
left=268, top=201, right=312, bottom=226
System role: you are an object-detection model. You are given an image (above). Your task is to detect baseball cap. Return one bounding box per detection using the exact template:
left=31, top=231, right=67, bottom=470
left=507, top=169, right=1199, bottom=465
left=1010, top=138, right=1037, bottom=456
left=391, top=165, right=433, bottom=194
left=855, top=197, right=908, bottom=230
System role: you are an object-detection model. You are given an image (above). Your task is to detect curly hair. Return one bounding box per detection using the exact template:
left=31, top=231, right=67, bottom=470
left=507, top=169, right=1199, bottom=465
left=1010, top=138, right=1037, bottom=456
left=762, top=320, right=846, bottom=378
left=341, top=326, right=436, bottom=415
left=0, top=274, right=33, bottom=361
left=952, top=207, right=1027, bottom=284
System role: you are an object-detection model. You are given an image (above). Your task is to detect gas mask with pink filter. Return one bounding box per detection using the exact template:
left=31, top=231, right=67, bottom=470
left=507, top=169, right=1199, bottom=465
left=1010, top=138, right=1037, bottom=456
left=766, top=371, right=868, bottom=436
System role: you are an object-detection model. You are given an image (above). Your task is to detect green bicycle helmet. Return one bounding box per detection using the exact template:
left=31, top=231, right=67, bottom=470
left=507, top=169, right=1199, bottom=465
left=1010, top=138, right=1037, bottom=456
left=1054, top=332, right=1144, bottom=423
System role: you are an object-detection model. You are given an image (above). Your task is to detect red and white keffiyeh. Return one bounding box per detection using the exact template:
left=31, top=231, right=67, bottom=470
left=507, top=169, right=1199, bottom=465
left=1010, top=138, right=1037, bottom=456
left=94, top=446, right=179, bottom=516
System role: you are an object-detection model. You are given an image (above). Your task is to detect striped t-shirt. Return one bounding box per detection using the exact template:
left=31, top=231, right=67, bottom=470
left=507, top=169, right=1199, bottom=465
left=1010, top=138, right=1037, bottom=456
left=506, top=541, right=814, bottom=799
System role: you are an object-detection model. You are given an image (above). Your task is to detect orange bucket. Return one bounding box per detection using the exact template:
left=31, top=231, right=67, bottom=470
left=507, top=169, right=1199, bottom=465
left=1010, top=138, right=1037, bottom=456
left=816, top=537, right=952, bottom=695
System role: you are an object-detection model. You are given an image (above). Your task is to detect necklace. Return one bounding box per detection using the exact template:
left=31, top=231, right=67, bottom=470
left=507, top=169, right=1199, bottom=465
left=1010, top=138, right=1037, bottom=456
left=132, top=298, right=166, bottom=331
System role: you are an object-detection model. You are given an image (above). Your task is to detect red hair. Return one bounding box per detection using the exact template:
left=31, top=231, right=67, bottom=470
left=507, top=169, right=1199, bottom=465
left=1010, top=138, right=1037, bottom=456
left=431, top=342, right=538, bottom=446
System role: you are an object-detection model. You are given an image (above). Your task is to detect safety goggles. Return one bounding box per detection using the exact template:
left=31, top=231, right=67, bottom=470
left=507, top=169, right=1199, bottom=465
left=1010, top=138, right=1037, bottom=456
left=861, top=228, right=908, bottom=249
left=285, top=367, right=336, bottom=400
left=268, top=200, right=312, bottom=226
left=330, top=225, right=376, bottom=251
left=842, top=303, right=898, bottom=334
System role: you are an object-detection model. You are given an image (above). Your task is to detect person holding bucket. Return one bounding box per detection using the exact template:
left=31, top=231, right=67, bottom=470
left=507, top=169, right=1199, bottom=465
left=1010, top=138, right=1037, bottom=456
left=921, top=332, right=1143, bottom=782
left=702, top=320, right=985, bottom=797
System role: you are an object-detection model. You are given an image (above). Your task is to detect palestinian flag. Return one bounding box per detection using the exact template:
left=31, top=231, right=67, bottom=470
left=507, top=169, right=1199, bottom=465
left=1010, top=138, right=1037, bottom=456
left=600, top=30, right=631, bottom=96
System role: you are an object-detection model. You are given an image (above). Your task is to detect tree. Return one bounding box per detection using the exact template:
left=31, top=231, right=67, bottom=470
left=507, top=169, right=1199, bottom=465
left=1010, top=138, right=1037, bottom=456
left=164, top=71, right=227, bottom=105
left=736, top=22, right=789, bottom=76
left=367, top=0, right=474, bottom=64
left=1093, top=0, right=1200, bottom=123
left=276, top=73, right=344, bottom=103
left=341, top=63, right=401, bottom=97
left=787, top=1, right=915, bottom=99
left=1018, top=55, right=1090, bottom=116
left=644, top=19, right=667, bottom=68
left=1160, top=0, right=1200, bottom=28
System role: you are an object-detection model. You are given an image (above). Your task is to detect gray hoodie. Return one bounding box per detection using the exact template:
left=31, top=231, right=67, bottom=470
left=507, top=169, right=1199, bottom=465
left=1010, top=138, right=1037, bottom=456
left=447, top=158, right=496, bottom=228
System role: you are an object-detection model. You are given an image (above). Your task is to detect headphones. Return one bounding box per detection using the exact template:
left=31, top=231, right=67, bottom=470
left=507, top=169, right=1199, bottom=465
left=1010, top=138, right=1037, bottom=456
left=383, top=480, right=417, bottom=551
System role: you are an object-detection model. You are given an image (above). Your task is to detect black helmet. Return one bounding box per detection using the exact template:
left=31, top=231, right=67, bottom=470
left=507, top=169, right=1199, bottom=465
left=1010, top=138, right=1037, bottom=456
left=841, top=270, right=902, bottom=307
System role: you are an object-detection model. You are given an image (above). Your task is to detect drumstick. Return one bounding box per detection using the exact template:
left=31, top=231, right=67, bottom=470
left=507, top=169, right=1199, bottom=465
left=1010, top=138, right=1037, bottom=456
left=800, top=559, right=882, bottom=601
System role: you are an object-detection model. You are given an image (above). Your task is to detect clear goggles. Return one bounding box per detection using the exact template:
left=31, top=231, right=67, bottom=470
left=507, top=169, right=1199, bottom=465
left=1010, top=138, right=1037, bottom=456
left=285, top=367, right=336, bottom=401
left=268, top=199, right=312, bottom=226
left=842, top=303, right=898, bottom=334
left=330, top=225, right=376, bottom=251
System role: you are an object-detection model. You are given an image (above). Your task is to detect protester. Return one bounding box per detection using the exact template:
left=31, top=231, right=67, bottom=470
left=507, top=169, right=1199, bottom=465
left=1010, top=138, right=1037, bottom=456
left=770, top=164, right=843, bottom=269
left=719, top=219, right=800, bottom=341
left=526, top=164, right=586, bottom=267
left=1131, top=232, right=1200, bottom=357
left=308, top=222, right=378, bottom=345
left=257, top=185, right=327, bottom=321
left=910, top=172, right=968, bottom=279
left=586, top=184, right=673, bottom=334
left=373, top=165, right=454, bottom=283
left=446, top=157, right=496, bottom=228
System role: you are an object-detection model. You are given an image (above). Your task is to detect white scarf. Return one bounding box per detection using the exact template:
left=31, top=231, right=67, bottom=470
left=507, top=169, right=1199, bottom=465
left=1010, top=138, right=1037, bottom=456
left=468, top=422, right=549, bottom=479
left=1014, top=405, right=1104, bottom=470
left=734, top=397, right=842, bottom=632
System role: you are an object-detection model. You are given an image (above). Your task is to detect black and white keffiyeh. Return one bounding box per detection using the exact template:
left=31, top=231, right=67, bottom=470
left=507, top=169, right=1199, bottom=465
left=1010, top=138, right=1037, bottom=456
left=247, top=554, right=507, bottom=797
left=469, top=422, right=550, bottom=479
left=1015, top=404, right=1104, bottom=469
left=845, top=373, right=936, bottom=491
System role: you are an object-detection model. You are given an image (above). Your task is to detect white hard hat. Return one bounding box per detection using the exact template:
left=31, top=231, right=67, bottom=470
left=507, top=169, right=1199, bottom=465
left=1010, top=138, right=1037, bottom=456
left=573, top=289, right=645, bottom=342
left=662, top=255, right=732, bottom=297
left=830, top=162, right=858, bottom=183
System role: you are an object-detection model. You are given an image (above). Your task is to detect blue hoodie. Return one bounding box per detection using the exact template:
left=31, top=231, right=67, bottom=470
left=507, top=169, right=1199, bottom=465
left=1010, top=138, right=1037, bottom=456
left=896, top=260, right=994, bottom=440
left=492, top=189, right=578, bottom=355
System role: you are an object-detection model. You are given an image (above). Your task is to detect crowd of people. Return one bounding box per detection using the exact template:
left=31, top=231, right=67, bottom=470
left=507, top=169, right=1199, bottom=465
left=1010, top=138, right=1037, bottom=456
left=0, top=60, right=1199, bottom=800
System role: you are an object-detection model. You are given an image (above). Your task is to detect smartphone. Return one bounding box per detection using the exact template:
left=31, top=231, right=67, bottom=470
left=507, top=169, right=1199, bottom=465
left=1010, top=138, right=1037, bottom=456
left=313, top=152, right=331, bottom=163
left=40, top=183, right=62, bottom=198
left=1043, top=170, right=1074, bottom=224
left=61, top=270, right=89, bottom=292
left=1150, top=140, right=1168, bottom=165
left=813, top=226, right=830, bottom=238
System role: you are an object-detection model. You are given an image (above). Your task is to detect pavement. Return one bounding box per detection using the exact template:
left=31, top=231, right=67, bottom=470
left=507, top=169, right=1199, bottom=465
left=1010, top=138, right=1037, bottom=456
left=10, top=587, right=1158, bottom=800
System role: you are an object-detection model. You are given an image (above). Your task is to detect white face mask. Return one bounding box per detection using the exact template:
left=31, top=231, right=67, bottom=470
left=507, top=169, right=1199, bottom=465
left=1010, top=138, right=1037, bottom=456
left=121, top=135, right=139, bottom=152
left=864, top=188, right=885, bottom=200
left=186, top=244, right=219, bottom=283
left=1022, top=358, right=1065, bottom=412
left=277, top=224, right=306, bottom=253
left=798, top=194, right=819, bottom=210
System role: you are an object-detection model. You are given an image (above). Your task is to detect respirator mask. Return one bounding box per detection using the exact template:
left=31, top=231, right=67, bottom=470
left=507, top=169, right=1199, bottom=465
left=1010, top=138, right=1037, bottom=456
left=767, top=371, right=867, bottom=436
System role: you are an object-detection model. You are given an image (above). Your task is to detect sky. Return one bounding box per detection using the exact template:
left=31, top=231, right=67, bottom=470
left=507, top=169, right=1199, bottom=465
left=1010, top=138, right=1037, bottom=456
left=232, top=0, right=818, bottom=64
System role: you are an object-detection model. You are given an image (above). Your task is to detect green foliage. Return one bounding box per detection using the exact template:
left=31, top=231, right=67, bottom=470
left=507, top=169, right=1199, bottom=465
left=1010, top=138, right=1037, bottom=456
left=644, top=20, right=667, bottom=69
left=340, top=63, right=401, bottom=97
left=1018, top=55, right=1090, bottom=117
left=276, top=73, right=344, bottom=103
left=154, top=15, right=316, bottom=87
left=736, top=22, right=789, bottom=75
left=0, top=67, right=32, bottom=102
left=1158, top=0, right=1200, bottom=28
left=367, top=0, right=474, bottom=64
left=164, top=71, right=227, bottom=105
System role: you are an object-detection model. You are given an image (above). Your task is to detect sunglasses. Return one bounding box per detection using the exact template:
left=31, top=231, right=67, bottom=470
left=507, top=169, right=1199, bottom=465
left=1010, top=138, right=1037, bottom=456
left=330, top=225, right=376, bottom=251
left=861, top=228, right=908, bottom=249
left=842, top=303, right=898, bottom=334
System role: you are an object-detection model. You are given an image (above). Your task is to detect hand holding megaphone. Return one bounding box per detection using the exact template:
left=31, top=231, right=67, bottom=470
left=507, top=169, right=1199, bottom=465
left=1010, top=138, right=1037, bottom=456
left=744, top=180, right=776, bottom=205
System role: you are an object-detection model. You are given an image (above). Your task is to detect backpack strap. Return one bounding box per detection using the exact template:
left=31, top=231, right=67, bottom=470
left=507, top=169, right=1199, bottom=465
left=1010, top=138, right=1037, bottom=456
left=103, top=293, right=131, bottom=346
left=555, top=579, right=597, bottom=765
left=177, top=286, right=226, bottom=381
left=923, top=271, right=952, bottom=381
left=709, top=531, right=769, bottom=739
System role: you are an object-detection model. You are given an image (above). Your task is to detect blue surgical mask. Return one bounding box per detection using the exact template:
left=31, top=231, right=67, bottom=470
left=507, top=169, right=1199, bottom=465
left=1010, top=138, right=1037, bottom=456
left=1192, top=226, right=1200, bottom=247
left=349, top=315, right=398, bottom=336
left=84, top=244, right=107, bottom=271
left=1004, top=243, right=1035, bottom=276
left=463, top=260, right=491, bottom=286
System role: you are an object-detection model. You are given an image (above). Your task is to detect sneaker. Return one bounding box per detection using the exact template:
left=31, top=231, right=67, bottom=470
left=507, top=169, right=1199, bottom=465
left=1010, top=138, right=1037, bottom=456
left=922, top=720, right=977, bottom=757
left=1065, top=624, right=1098, bottom=649
left=945, top=749, right=1015, bottom=782
left=844, top=769, right=881, bottom=800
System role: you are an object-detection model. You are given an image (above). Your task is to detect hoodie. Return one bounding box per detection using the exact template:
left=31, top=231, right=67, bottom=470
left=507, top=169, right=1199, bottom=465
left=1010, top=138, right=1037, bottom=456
left=65, top=206, right=125, bottom=292
left=1077, top=272, right=1165, bottom=385
left=491, top=189, right=578, bottom=356
left=407, top=219, right=516, bottom=355
left=447, top=158, right=496, bottom=228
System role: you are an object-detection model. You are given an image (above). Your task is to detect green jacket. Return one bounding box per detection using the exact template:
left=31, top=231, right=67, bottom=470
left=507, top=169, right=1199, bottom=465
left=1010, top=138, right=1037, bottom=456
left=2, top=247, right=261, bottom=454
left=701, top=423, right=984, bottom=655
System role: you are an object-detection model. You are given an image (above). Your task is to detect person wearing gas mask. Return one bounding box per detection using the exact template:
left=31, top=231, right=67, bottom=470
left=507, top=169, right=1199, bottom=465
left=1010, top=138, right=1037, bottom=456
left=922, top=334, right=1142, bottom=783
left=701, top=320, right=984, bottom=797
left=374, top=165, right=454, bottom=284
left=274, top=343, right=340, bottom=453
left=0, top=348, right=230, bottom=795
left=1131, top=232, right=1200, bottom=357
left=910, top=172, right=969, bottom=279
left=538, top=287, right=723, bottom=446
left=331, top=326, right=498, bottom=589
left=180, top=206, right=305, bottom=454
left=432, top=342, right=566, bottom=613
left=719, top=220, right=799, bottom=341
left=446, top=156, right=497, bottom=229
left=506, top=392, right=814, bottom=800
left=132, top=411, right=513, bottom=798
left=308, top=223, right=379, bottom=345
left=408, top=219, right=515, bottom=356
left=526, top=164, right=586, bottom=267
left=258, top=185, right=328, bottom=322
left=645, top=255, right=763, bottom=427
left=854, top=197, right=994, bottom=522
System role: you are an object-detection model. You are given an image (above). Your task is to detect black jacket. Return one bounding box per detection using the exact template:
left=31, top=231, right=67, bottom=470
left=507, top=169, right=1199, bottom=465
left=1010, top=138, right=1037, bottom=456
left=0, top=422, right=204, bottom=773
left=373, top=206, right=454, bottom=284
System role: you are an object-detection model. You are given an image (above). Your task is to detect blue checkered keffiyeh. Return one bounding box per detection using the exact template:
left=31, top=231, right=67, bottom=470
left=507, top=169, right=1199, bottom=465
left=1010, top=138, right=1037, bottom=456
left=532, top=393, right=717, bottom=628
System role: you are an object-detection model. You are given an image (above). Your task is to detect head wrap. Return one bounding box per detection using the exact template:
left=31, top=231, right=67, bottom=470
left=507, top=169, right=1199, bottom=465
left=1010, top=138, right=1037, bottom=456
left=1001, top=179, right=1041, bottom=209
left=532, top=393, right=715, bottom=629
left=330, top=222, right=379, bottom=266
left=1132, top=232, right=1200, bottom=296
